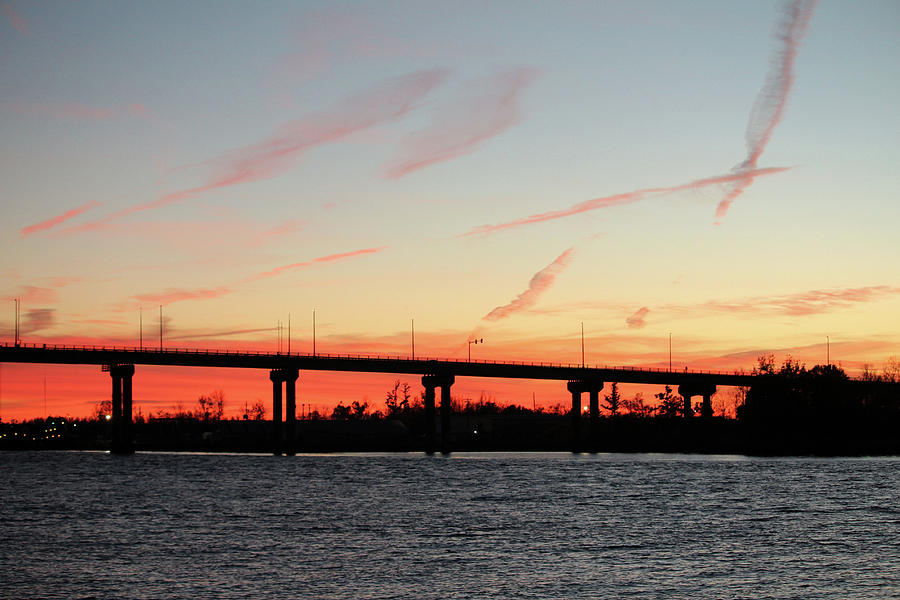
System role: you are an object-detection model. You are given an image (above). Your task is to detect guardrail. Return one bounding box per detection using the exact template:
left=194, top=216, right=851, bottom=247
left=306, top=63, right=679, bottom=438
left=0, top=341, right=758, bottom=378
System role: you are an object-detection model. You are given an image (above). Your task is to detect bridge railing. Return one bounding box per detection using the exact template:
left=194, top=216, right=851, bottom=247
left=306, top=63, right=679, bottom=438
left=0, top=341, right=763, bottom=378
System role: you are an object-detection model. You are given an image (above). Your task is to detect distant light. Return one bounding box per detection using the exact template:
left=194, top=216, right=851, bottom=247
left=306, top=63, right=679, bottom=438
left=105, top=414, right=112, bottom=421
left=473, top=429, right=478, bottom=435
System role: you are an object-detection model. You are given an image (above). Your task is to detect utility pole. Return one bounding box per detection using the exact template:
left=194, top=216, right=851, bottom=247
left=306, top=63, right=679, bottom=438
left=288, top=313, right=291, bottom=354
left=411, top=318, right=415, bottom=359
left=669, top=332, right=672, bottom=371
left=581, top=322, right=585, bottom=368
left=139, top=307, right=143, bottom=350
left=159, top=305, right=163, bottom=351
left=14, top=298, right=19, bottom=346
left=312, top=309, right=316, bottom=356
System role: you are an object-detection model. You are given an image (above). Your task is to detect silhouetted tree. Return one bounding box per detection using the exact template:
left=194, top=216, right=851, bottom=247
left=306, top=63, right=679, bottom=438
left=656, top=386, right=681, bottom=418
left=92, top=399, right=113, bottom=421
left=622, top=392, right=653, bottom=417
left=197, top=390, right=225, bottom=422
left=249, top=400, right=266, bottom=420
left=331, top=403, right=352, bottom=420
left=351, top=401, right=370, bottom=419
left=602, top=382, right=621, bottom=415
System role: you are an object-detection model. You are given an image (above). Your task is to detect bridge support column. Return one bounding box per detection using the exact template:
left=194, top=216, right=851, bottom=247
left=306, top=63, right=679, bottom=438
left=568, top=382, right=583, bottom=453
left=283, top=368, right=299, bottom=456
left=682, top=394, right=694, bottom=418
left=270, top=370, right=283, bottom=455
left=701, top=394, right=714, bottom=419
left=423, top=374, right=454, bottom=454
left=107, top=364, right=135, bottom=454
left=588, top=385, right=603, bottom=453
left=111, top=369, right=122, bottom=449
left=440, top=379, right=454, bottom=455
left=678, top=383, right=716, bottom=420
left=568, top=380, right=603, bottom=453
left=423, top=381, right=436, bottom=455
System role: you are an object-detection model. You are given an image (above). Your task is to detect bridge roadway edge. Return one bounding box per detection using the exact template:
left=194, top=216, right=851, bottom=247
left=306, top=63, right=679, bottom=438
left=0, top=344, right=757, bottom=387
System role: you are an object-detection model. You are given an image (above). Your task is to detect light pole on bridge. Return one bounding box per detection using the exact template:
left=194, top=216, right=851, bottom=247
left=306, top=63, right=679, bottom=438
left=468, top=338, right=483, bottom=361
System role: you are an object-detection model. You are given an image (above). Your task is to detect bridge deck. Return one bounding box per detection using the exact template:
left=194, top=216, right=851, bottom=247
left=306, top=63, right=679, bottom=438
left=1, top=343, right=757, bottom=386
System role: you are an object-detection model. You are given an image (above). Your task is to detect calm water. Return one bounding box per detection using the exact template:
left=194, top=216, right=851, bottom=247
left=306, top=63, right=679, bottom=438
left=2, top=452, right=899, bottom=599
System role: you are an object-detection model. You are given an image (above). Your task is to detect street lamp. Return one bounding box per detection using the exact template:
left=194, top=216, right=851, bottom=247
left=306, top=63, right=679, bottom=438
left=468, top=338, right=483, bottom=361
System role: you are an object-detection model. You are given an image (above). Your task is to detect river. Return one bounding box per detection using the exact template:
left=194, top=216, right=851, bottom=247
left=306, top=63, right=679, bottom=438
left=2, top=451, right=899, bottom=599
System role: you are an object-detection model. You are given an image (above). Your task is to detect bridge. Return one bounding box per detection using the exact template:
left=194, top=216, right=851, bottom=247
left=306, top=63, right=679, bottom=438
left=1, top=342, right=760, bottom=454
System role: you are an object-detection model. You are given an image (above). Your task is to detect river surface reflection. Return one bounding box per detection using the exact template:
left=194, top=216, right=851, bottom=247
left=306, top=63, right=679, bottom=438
left=2, top=451, right=899, bottom=599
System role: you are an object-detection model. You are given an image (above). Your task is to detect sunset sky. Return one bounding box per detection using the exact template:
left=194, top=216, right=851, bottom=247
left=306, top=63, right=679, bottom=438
left=2, top=0, right=898, bottom=420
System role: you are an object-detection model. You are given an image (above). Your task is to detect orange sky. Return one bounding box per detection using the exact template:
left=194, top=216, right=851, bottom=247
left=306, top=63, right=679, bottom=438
left=3, top=2, right=899, bottom=420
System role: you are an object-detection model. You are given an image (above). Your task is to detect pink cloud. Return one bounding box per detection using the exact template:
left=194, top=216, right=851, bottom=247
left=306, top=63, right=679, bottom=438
left=699, top=285, right=900, bottom=317
left=384, top=67, right=539, bottom=178
left=2, top=286, right=58, bottom=304
left=250, top=246, right=386, bottom=281
left=132, top=287, right=233, bottom=306
left=483, top=247, right=575, bottom=321
left=121, top=246, right=386, bottom=311
left=1, top=2, right=27, bottom=33
left=463, top=166, right=790, bottom=236
left=20, top=309, right=55, bottom=334
left=20, top=201, right=101, bottom=236
left=106, top=69, right=449, bottom=222
left=626, top=307, right=650, bottom=329
left=715, top=0, right=817, bottom=221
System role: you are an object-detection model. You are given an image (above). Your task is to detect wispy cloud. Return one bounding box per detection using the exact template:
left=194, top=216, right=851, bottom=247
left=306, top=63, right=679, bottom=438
left=249, top=246, right=386, bottom=281
left=20, top=201, right=101, bottom=236
left=462, top=166, right=789, bottom=237
left=483, top=247, right=575, bottom=321
left=1, top=286, right=58, bottom=304
left=104, top=69, right=449, bottom=222
left=132, top=287, right=233, bottom=306
left=1, top=2, right=27, bottom=34
left=2, top=278, right=82, bottom=304
left=21, top=309, right=55, bottom=334
left=696, top=285, right=900, bottom=317
left=459, top=1, right=816, bottom=236
left=166, top=327, right=277, bottom=341
left=384, top=67, right=538, bottom=178
left=626, top=307, right=650, bottom=329
left=715, top=0, right=817, bottom=221
left=123, top=246, right=386, bottom=310
left=6, top=101, right=150, bottom=121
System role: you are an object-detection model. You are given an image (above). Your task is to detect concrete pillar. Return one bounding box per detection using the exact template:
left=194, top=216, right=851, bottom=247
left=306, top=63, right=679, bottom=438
left=423, top=381, right=436, bottom=455
left=108, top=364, right=135, bottom=454
left=284, top=369, right=299, bottom=456
left=440, top=382, right=453, bottom=455
left=111, top=370, right=122, bottom=451
left=701, top=394, right=713, bottom=419
left=270, top=370, right=283, bottom=455
left=567, top=382, right=583, bottom=453
left=588, top=386, right=602, bottom=453
left=683, top=393, right=694, bottom=418
left=120, top=365, right=134, bottom=454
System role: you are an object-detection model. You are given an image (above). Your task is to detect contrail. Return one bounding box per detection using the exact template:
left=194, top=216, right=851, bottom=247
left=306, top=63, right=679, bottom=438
left=461, top=1, right=816, bottom=237
left=94, top=68, right=449, bottom=223
left=463, top=166, right=789, bottom=236
left=384, top=67, right=538, bottom=178
left=715, top=0, right=817, bottom=221
left=482, top=247, right=575, bottom=321
left=21, top=201, right=101, bottom=236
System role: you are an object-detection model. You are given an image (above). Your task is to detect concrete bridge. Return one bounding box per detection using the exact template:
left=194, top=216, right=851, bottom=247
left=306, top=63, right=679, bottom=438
left=1, top=342, right=756, bottom=454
